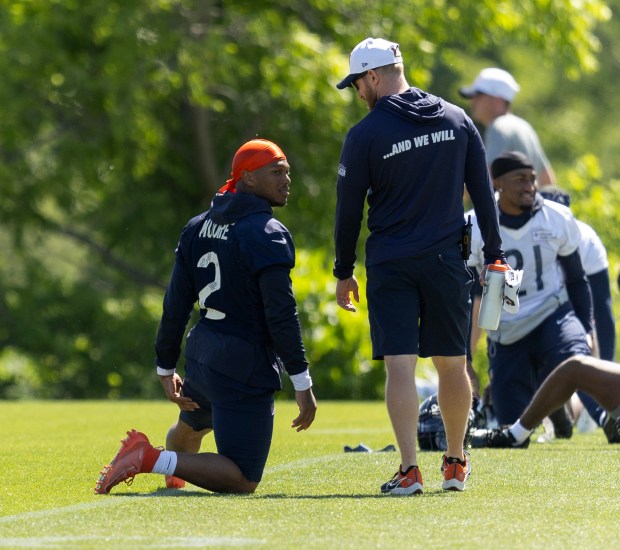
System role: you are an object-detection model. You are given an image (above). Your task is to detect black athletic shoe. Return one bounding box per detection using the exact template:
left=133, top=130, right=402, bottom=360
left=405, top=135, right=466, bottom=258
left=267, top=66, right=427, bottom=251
left=603, top=415, right=620, bottom=444
left=470, top=427, right=530, bottom=449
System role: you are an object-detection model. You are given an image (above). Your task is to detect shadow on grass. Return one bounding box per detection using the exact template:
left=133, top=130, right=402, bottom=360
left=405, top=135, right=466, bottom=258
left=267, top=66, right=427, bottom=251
left=109, top=488, right=458, bottom=499
left=257, top=491, right=458, bottom=499
left=474, top=444, right=617, bottom=454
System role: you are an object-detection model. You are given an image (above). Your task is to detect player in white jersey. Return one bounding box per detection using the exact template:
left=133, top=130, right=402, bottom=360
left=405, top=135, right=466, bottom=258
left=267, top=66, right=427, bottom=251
left=539, top=188, right=615, bottom=361
left=539, top=188, right=616, bottom=435
left=468, top=152, right=593, bottom=425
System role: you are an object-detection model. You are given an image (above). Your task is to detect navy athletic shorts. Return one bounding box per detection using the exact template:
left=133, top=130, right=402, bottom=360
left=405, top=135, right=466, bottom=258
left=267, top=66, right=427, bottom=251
left=487, top=302, right=591, bottom=424
left=366, top=244, right=474, bottom=359
left=179, top=374, right=214, bottom=431
left=181, top=358, right=275, bottom=482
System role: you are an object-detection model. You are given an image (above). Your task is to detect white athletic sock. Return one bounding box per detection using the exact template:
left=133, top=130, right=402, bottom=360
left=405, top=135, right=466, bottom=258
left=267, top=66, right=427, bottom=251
left=509, top=420, right=532, bottom=445
left=151, top=450, right=178, bottom=476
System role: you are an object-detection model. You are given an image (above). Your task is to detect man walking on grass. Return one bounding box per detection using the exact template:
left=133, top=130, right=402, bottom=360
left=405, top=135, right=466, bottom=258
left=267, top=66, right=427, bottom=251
left=333, top=37, right=505, bottom=494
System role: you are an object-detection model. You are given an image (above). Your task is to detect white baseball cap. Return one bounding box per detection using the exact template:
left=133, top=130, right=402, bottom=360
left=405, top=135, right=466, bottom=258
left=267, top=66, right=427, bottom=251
left=459, top=68, right=520, bottom=102
left=337, top=37, right=403, bottom=90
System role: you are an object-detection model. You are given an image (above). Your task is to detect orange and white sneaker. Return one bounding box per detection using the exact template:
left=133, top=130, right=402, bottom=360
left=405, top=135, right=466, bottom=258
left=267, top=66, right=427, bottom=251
left=94, top=429, right=160, bottom=494
left=380, top=465, right=424, bottom=495
left=165, top=475, right=186, bottom=489
left=441, top=452, right=471, bottom=491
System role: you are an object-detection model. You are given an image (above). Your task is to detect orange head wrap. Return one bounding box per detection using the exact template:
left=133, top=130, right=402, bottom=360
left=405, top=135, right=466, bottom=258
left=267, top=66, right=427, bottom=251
left=219, top=139, right=287, bottom=194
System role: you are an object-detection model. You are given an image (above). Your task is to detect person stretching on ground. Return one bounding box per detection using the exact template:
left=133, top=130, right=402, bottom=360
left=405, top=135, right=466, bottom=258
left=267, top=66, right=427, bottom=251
left=471, top=355, right=620, bottom=447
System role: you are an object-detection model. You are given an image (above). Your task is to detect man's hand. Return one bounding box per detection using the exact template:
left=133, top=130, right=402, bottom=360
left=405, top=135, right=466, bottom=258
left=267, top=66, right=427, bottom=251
left=336, top=276, right=360, bottom=312
left=291, top=388, right=317, bottom=432
left=159, top=373, right=200, bottom=411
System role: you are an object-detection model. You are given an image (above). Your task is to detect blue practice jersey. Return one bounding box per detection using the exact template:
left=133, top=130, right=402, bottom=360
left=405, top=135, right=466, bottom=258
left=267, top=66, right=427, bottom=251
left=334, top=87, right=504, bottom=279
left=156, top=192, right=308, bottom=389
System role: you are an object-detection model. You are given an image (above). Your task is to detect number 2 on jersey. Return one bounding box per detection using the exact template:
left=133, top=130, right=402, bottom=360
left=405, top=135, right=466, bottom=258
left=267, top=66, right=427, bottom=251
left=197, top=252, right=226, bottom=320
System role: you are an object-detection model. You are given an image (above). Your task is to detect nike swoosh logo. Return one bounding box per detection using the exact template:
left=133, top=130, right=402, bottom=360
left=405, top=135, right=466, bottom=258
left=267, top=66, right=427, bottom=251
left=272, top=237, right=287, bottom=245
left=383, top=477, right=402, bottom=491
left=556, top=313, right=570, bottom=324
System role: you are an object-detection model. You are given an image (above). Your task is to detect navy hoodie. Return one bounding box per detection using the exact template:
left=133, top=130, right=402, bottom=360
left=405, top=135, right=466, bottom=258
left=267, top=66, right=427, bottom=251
left=155, top=192, right=308, bottom=390
left=334, top=87, right=504, bottom=279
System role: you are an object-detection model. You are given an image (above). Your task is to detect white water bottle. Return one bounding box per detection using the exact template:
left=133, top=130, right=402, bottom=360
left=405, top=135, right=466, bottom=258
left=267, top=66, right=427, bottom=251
left=478, top=261, right=507, bottom=331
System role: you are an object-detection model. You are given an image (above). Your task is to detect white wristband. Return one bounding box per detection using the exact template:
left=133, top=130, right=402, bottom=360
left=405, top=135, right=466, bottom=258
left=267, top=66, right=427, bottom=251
left=290, top=369, right=313, bottom=391
left=157, top=366, right=176, bottom=377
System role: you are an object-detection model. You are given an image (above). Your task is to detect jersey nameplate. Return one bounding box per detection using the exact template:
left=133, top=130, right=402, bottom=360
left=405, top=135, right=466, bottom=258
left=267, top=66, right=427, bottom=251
left=199, top=219, right=231, bottom=240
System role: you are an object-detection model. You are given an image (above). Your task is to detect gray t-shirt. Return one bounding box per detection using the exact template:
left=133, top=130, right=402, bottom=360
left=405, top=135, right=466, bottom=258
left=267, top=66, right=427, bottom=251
left=485, top=113, right=551, bottom=176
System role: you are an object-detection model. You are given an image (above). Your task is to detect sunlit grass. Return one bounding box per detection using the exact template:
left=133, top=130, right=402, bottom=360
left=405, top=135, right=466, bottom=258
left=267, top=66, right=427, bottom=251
left=1, top=400, right=617, bottom=549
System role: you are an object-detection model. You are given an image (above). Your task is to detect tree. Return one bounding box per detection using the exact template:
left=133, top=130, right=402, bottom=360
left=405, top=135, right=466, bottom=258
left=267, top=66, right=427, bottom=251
left=0, top=0, right=612, bottom=398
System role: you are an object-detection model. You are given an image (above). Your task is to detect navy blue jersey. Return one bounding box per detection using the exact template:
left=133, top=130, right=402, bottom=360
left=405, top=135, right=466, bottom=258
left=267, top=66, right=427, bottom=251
left=334, top=87, right=504, bottom=279
left=155, top=192, right=308, bottom=389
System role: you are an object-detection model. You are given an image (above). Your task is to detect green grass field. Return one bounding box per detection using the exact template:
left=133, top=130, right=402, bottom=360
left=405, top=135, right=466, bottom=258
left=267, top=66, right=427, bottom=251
left=1, top=400, right=617, bottom=549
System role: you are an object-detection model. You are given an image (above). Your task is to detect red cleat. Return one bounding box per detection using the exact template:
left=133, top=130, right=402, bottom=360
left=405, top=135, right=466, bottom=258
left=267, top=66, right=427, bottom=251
left=165, top=475, right=186, bottom=489
left=95, top=429, right=158, bottom=494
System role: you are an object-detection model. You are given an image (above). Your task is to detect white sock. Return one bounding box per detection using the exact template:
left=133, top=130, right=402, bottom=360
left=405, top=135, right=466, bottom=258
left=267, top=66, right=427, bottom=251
left=151, top=450, right=178, bottom=476
left=509, top=420, right=532, bottom=445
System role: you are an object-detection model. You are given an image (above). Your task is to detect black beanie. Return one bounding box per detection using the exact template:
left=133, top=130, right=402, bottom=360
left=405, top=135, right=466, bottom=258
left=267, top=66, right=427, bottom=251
left=491, top=151, right=534, bottom=179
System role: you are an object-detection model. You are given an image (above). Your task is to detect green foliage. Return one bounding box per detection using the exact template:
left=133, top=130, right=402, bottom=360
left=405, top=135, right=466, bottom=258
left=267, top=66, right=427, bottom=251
left=288, top=248, right=384, bottom=399
left=0, top=0, right=615, bottom=398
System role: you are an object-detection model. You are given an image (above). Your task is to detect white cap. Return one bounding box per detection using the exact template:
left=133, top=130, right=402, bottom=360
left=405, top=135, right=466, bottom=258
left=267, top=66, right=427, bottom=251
left=459, top=68, right=520, bottom=102
left=337, top=37, right=403, bottom=90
